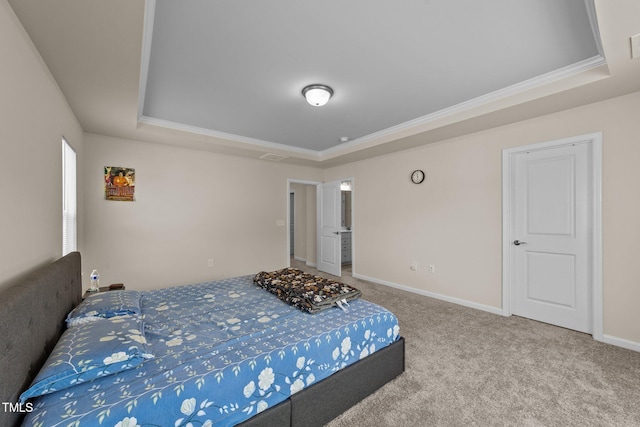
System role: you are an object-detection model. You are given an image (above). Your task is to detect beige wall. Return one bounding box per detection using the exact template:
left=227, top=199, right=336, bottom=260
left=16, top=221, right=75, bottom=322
left=0, top=2, right=83, bottom=290
left=3, top=0, right=638, bottom=348
left=325, top=90, right=640, bottom=346
left=82, top=133, right=322, bottom=291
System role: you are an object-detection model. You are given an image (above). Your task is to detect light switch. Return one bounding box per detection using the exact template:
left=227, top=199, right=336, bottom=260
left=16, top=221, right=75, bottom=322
left=631, top=34, right=640, bottom=59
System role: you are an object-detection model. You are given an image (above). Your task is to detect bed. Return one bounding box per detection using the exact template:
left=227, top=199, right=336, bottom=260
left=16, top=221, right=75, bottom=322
left=0, top=252, right=405, bottom=426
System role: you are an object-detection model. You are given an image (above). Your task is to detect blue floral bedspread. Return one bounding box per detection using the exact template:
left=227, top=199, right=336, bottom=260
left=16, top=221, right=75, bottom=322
left=22, top=275, right=400, bottom=427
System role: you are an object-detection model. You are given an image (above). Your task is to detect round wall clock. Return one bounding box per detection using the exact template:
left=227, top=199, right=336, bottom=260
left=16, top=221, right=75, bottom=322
left=411, top=169, right=425, bottom=184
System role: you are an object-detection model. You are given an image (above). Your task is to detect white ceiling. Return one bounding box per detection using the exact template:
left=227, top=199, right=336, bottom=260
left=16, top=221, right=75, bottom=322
left=8, top=0, right=640, bottom=167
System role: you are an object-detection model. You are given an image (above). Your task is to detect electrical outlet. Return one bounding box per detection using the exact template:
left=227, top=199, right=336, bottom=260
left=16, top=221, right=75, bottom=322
left=429, top=265, right=435, bottom=273
left=410, top=262, right=418, bottom=271
left=207, top=259, right=214, bottom=268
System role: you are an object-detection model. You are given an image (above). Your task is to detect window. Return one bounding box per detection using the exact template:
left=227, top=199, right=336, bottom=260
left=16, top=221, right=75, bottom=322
left=62, top=138, right=77, bottom=255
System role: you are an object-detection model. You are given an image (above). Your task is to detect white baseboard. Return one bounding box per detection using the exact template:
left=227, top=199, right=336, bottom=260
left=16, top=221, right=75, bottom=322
left=352, top=273, right=503, bottom=316
left=306, top=261, right=317, bottom=268
left=353, top=273, right=640, bottom=353
left=293, top=256, right=306, bottom=262
left=600, top=334, right=640, bottom=353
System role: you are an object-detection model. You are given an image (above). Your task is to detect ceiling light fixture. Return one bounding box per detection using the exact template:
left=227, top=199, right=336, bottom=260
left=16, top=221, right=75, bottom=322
left=302, top=84, right=333, bottom=107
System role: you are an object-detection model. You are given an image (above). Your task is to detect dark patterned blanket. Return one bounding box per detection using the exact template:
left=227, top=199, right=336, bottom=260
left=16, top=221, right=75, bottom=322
left=253, top=268, right=362, bottom=314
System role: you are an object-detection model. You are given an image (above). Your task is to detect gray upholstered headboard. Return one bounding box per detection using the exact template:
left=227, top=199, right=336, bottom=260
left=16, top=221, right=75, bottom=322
left=0, top=252, right=82, bottom=427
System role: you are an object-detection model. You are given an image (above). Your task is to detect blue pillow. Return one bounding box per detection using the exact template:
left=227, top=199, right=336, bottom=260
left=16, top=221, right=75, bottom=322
left=20, top=315, right=153, bottom=403
left=66, top=290, right=142, bottom=325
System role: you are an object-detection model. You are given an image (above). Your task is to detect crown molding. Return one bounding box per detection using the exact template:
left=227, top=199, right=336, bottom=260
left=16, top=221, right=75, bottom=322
left=137, top=115, right=322, bottom=159
left=137, top=0, right=156, bottom=123
left=318, top=54, right=607, bottom=160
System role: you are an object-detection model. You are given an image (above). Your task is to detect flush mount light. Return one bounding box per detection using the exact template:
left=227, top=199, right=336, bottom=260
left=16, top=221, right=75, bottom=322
left=302, top=84, right=333, bottom=107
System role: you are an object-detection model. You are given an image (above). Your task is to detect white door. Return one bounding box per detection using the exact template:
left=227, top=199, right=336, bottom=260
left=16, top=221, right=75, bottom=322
left=511, top=141, right=592, bottom=333
left=317, top=180, right=342, bottom=276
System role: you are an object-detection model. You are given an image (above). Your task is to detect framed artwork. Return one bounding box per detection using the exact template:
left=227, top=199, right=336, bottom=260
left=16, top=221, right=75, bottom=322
left=105, top=166, right=135, bottom=201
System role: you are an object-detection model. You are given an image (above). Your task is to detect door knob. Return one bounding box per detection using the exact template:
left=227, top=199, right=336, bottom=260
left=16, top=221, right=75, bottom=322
left=513, top=240, right=527, bottom=246
left=333, top=231, right=340, bottom=235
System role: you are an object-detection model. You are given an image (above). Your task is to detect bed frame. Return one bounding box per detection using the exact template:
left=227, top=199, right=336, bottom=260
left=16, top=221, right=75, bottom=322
left=0, top=252, right=404, bottom=427
left=0, top=252, right=82, bottom=427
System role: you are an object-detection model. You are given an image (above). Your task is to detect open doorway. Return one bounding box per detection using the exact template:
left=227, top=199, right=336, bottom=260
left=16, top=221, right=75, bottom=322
left=288, top=180, right=320, bottom=269
left=287, top=179, right=354, bottom=277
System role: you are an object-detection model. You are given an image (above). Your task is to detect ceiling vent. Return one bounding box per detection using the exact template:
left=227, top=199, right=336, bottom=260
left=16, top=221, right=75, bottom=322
left=259, top=153, right=290, bottom=162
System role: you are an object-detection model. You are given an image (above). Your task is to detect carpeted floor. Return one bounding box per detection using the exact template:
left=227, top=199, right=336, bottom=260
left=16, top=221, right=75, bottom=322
left=290, top=259, right=640, bottom=427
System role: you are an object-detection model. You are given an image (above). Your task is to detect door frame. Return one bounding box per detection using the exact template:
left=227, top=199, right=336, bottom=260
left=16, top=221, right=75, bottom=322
left=501, top=132, right=603, bottom=341
left=286, top=177, right=355, bottom=276
left=289, top=191, right=295, bottom=258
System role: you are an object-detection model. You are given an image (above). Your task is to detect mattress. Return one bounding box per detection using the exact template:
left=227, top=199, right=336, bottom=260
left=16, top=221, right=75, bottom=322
left=21, top=275, right=400, bottom=426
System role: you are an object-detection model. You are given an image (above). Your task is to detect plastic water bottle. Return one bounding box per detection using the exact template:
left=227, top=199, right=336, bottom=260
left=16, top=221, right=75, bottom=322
left=90, top=269, right=100, bottom=292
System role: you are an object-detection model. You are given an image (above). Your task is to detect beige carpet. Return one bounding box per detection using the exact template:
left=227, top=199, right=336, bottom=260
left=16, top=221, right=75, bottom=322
left=290, top=260, right=640, bottom=427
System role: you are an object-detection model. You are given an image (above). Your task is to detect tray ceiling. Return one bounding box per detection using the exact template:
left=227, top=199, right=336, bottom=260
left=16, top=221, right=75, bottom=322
left=139, top=0, right=601, bottom=153
left=13, top=0, right=640, bottom=166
